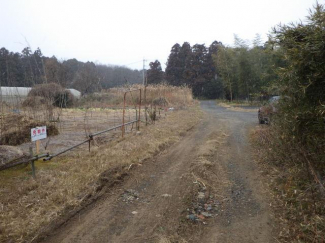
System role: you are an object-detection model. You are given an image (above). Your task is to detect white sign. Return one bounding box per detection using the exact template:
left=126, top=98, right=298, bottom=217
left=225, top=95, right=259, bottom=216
left=31, top=126, right=47, bottom=142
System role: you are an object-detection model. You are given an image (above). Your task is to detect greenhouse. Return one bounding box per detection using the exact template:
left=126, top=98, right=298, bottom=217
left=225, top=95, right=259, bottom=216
left=0, top=87, right=81, bottom=105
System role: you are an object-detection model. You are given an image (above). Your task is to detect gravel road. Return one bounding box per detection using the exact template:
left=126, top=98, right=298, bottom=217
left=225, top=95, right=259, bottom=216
left=39, top=101, right=275, bottom=243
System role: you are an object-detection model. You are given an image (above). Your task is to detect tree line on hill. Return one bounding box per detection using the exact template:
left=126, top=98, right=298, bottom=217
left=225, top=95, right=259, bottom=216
left=147, top=36, right=285, bottom=100
left=0, top=47, right=143, bottom=95
left=1, top=38, right=285, bottom=100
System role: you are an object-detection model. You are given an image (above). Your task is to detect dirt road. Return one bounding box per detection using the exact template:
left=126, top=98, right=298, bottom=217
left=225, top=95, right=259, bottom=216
left=40, top=101, right=275, bottom=243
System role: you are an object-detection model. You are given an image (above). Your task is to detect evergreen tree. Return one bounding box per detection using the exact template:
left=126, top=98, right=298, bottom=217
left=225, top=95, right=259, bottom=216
left=165, top=41, right=224, bottom=98
left=201, top=41, right=223, bottom=99
left=179, top=42, right=192, bottom=85
left=165, top=43, right=182, bottom=86
left=147, top=60, right=164, bottom=84
left=189, top=44, right=211, bottom=97
left=32, top=48, right=45, bottom=84
left=0, top=48, right=10, bottom=86
left=7, top=51, right=24, bottom=87
left=21, top=47, right=35, bottom=86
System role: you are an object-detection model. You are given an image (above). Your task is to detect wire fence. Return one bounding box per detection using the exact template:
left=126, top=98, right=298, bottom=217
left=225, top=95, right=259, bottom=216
left=0, top=86, right=171, bottom=176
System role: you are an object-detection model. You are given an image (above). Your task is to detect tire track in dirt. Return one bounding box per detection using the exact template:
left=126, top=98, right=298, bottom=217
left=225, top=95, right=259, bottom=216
left=199, top=101, right=274, bottom=242
left=40, top=101, right=274, bottom=243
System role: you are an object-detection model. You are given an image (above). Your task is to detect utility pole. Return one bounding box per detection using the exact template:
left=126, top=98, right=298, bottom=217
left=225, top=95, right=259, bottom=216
left=143, top=58, right=146, bottom=85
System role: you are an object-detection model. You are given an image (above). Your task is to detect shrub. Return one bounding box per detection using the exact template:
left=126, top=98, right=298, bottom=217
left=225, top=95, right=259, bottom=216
left=28, top=83, right=74, bottom=108
left=53, top=90, right=75, bottom=108
left=152, top=97, right=169, bottom=107
left=254, top=4, right=325, bottom=241
left=271, top=3, right=325, bottom=171
left=28, top=83, right=62, bottom=100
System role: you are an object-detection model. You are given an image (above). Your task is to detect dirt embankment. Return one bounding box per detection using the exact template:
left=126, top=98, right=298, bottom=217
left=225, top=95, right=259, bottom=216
left=37, top=101, right=275, bottom=243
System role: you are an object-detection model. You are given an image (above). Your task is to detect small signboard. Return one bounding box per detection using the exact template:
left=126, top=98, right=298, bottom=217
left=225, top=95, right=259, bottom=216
left=31, top=126, right=47, bottom=142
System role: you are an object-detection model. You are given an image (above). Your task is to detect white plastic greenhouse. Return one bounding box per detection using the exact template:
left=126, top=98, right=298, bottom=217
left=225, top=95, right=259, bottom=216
left=0, top=87, right=81, bottom=104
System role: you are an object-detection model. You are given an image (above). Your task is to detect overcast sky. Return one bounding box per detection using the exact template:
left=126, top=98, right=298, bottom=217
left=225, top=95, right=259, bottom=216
left=0, top=0, right=319, bottom=70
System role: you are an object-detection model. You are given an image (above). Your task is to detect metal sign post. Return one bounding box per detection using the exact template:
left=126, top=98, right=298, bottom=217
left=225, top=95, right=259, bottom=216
left=122, top=89, right=142, bottom=137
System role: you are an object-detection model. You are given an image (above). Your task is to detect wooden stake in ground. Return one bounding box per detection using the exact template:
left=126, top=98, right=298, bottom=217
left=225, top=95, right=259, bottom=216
left=36, top=140, right=40, bottom=155
left=29, top=146, right=36, bottom=179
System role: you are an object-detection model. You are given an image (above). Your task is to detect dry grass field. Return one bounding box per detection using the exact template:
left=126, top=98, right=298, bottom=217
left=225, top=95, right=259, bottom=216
left=1, top=84, right=193, bottom=155
left=0, top=85, right=198, bottom=243
left=78, top=84, right=193, bottom=109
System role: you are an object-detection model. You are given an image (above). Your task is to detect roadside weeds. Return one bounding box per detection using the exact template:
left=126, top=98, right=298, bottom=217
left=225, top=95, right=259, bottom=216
left=250, top=126, right=325, bottom=242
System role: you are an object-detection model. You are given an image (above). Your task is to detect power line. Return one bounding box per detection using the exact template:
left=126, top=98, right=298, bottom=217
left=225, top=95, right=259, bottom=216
left=123, top=60, right=143, bottom=66
left=123, top=59, right=154, bottom=67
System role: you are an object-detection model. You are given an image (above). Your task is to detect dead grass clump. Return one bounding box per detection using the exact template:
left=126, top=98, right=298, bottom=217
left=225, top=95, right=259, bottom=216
left=22, top=96, right=47, bottom=108
left=152, top=97, right=169, bottom=107
left=28, top=83, right=63, bottom=99
left=0, top=146, right=25, bottom=166
left=0, top=114, right=59, bottom=146
left=0, top=106, right=202, bottom=243
left=250, top=126, right=325, bottom=242
left=28, top=83, right=74, bottom=108
left=192, top=130, right=231, bottom=194
left=0, top=122, right=58, bottom=145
